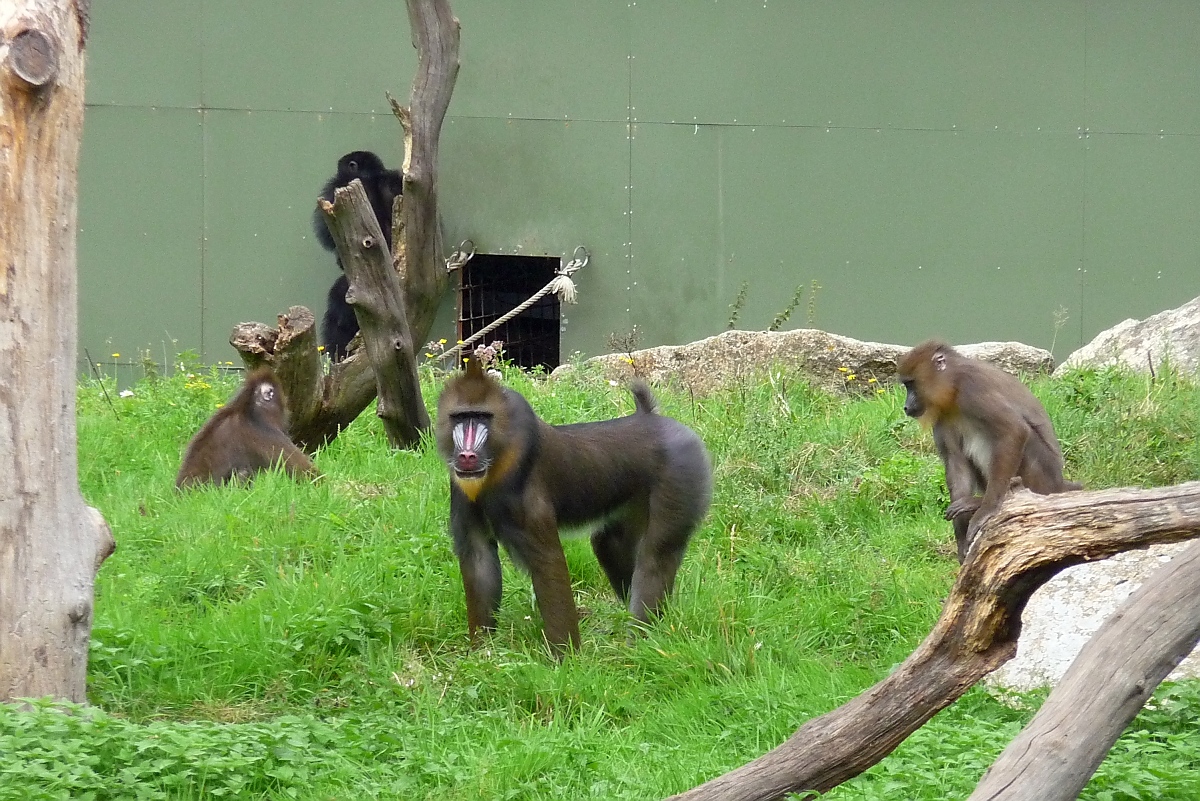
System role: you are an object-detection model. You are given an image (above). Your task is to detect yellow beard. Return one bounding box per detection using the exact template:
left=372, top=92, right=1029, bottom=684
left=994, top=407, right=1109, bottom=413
left=454, top=475, right=486, bottom=502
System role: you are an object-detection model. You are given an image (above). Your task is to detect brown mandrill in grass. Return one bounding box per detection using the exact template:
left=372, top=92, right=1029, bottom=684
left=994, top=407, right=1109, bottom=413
left=435, top=357, right=712, bottom=655
left=176, top=368, right=318, bottom=489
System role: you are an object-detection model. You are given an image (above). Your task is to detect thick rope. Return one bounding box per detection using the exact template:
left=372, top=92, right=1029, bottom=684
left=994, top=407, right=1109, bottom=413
left=437, top=248, right=587, bottom=363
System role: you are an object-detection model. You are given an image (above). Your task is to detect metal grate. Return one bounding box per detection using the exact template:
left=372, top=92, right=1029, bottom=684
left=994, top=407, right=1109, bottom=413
left=458, top=254, right=561, bottom=372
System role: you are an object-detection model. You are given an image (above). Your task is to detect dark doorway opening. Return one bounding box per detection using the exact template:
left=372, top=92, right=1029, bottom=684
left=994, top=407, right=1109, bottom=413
left=458, top=254, right=561, bottom=372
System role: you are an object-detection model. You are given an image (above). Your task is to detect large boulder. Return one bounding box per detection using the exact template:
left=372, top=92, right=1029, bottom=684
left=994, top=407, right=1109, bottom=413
left=988, top=542, right=1200, bottom=691
left=1055, top=295, right=1200, bottom=376
left=553, top=329, right=1054, bottom=395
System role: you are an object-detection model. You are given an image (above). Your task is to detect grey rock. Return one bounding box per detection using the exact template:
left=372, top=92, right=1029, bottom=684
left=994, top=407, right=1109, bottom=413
left=1055, top=295, right=1200, bottom=376
left=988, top=542, right=1200, bottom=691
left=552, top=329, right=1054, bottom=395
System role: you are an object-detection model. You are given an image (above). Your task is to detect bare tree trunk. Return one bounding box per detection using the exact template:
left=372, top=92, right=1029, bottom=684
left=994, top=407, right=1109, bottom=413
left=0, top=0, right=115, bottom=703
left=317, top=180, right=428, bottom=447
left=232, top=0, right=460, bottom=447
left=667, top=482, right=1200, bottom=801
left=390, top=0, right=458, bottom=344
left=970, top=539, right=1200, bottom=800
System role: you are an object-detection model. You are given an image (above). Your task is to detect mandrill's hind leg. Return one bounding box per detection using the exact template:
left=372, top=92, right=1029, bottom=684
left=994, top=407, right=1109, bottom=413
left=628, top=538, right=688, bottom=622
left=627, top=434, right=711, bottom=623
left=952, top=514, right=973, bottom=564
left=627, top=497, right=693, bottom=623
left=591, top=501, right=648, bottom=603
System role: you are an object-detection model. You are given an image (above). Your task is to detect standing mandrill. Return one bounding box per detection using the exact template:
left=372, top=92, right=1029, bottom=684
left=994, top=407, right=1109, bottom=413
left=435, top=358, right=713, bottom=654
left=896, top=340, right=1081, bottom=562
left=176, top=368, right=319, bottom=489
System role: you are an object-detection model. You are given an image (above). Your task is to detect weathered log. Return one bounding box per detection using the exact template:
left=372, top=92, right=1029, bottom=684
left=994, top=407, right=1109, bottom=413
left=969, top=539, right=1200, bottom=800
left=0, top=0, right=115, bottom=703
left=667, top=482, right=1200, bottom=801
left=230, top=306, right=376, bottom=452
left=318, top=180, right=428, bottom=447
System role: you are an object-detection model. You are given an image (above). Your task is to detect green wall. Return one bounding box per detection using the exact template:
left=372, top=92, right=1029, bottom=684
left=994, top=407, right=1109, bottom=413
left=79, top=1, right=1200, bottom=377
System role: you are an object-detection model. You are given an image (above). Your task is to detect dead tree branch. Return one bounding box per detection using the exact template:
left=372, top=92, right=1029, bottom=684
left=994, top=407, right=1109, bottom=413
left=389, top=0, right=459, bottom=344
left=231, top=0, right=460, bottom=446
left=231, top=0, right=460, bottom=443
left=667, top=482, right=1200, bottom=801
left=969, top=539, right=1200, bottom=800
left=317, top=180, right=428, bottom=447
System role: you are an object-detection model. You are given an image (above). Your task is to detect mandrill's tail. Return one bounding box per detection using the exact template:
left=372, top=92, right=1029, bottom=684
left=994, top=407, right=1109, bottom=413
left=630, top=380, right=658, bottom=414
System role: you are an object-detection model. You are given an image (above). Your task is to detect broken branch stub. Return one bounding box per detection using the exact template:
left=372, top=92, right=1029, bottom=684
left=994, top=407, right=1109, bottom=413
left=230, top=305, right=376, bottom=451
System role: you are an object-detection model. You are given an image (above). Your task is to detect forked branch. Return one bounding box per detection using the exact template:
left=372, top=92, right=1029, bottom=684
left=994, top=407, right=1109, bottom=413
left=231, top=0, right=461, bottom=447
left=667, top=482, right=1200, bottom=801
left=970, top=538, right=1200, bottom=800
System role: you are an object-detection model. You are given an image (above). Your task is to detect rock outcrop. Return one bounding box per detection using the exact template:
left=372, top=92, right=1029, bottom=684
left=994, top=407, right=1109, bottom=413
left=1056, top=295, right=1200, bottom=376
left=553, top=329, right=1054, bottom=395
left=988, top=542, right=1200, bottom=691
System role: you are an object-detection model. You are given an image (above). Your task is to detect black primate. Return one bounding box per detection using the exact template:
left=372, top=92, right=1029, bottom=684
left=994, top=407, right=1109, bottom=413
left=322, top=274, right=357, bottom=362
left=312, top=150, right=404, bottom=360
left=312, top=150, right=404, bottom=253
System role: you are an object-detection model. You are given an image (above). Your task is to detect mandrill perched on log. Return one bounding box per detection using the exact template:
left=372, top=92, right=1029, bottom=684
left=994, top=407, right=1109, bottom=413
left=435, top=358, right=713, bottom=654
left=897, top=340, right=1082, bottom=562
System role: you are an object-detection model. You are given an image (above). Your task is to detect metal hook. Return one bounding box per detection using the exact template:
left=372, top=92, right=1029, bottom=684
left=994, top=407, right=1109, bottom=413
left=446, top=239, right=476, bottom=272
left=561, top=245, right=589, bottom=274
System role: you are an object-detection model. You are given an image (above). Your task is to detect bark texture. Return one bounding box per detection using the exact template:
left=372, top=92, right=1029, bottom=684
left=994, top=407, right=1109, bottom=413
left=0, top=0, right=115, bottom=703
left=668, top=482, right=1200, bottom=801
left=318, top=180, right=428, bottom=447
left=970, top=539, right=1200, bottom=800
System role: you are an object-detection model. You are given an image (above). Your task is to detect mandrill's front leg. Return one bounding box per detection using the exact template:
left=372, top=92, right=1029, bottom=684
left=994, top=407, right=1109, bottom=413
left=449, top=491, right=502, bottom=641
left=502, top=502, right=580, bottom=656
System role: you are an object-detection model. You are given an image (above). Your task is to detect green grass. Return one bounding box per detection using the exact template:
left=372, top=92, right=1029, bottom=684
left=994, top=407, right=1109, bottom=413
left=2, top=362, right=1199, bottom=799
